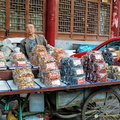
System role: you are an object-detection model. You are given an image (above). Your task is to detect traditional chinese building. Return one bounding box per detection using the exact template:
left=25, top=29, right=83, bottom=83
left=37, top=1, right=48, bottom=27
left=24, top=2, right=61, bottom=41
left=0, top=0, right=119, bottom=47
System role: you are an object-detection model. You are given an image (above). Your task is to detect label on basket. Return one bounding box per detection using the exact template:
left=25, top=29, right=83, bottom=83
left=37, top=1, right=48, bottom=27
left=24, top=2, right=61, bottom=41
left=0, top=62, right=5, bottom=67
left=73, top=60, right=81, bottom=66
left=76, top=69, right=84, bottom=75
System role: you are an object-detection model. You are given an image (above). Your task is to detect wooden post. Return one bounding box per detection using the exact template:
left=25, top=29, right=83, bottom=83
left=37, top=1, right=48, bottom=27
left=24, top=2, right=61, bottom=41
left=45, top=0, right=56, bottom=46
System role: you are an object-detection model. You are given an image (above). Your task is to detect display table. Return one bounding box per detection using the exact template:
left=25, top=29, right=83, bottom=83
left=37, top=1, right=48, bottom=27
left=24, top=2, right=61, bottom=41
left=0, top=78, right=120, bottom=96
left=0, top=69, right=120, bottom=120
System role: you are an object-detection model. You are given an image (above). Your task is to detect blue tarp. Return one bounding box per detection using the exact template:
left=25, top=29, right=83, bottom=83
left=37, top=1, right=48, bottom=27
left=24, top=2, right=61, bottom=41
left=77, top=44, right=98, bottom=53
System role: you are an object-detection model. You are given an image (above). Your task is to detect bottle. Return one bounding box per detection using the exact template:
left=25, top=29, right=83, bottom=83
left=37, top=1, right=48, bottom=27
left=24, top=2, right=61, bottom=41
left=29, top=92, right=44, bottom=112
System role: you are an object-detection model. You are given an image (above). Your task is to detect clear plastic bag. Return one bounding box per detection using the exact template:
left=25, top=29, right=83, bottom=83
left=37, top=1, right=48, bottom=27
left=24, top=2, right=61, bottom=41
left=89, top=51, right=104, bottom=63
left=45, top=79, right=61, bottom=86
left=40, top=55, right=55, bottom=64
left=44, top=70, right=60, bottom=80
left=11, top=52, right=27, bottom=66
left=41, top=62, right=58, bottom=73
left=13, top=67, right=35, bottom=89
left=53, top=47, right=65, bottom=54
left=51, top=47, right=66, bottom=68
left=0, top=51, right=5, bottom=59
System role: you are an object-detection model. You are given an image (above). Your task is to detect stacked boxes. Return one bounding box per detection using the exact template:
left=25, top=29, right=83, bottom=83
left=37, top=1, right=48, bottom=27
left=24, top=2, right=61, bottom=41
left=51, top=47, right=66, bottom=68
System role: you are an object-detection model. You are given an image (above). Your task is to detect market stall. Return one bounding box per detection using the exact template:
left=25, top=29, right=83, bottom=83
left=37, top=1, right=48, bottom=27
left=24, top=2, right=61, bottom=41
left=0, top=71, right=120, bottom=120
left=0, top=45, right=120, bottom=120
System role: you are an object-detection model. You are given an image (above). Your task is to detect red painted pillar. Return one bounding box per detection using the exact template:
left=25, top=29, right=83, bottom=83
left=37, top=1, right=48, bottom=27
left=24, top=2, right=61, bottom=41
left=46, top=0, right=56, bottom=46
left=111, top=0, right=119, bottom=38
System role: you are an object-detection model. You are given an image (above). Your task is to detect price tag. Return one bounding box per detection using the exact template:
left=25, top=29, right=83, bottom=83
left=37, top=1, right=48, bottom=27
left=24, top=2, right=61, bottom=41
left=0, top=52, right=4, bottom=58
left=78, top=78, right=85, bottom=84
left=76, top=69, right=84, bottom=75
left=95, top=54, right=102, bottom=60
left=0, top=62, right=5, bottom=67
left=73, top=60, right=81, bottom=66
left=49, top=72, right=59, bottom=79
left=46, top=63, right=56, bottom=69
left=52, top=79, right=60, bottom=86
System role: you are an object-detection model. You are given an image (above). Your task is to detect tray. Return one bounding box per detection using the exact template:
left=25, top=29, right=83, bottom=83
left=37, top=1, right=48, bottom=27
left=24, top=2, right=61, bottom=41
left=62, top=81, right=90, bottom=86
left=30, top=64, right=39, bottom=68
left=7, top=80, right=41, bottom=91
left=0, top=80, right=10, bottom=91
left=34, top=78, right=66, bottom=88
left=27, top=61, right=39, bottom=69
left=0, top=67, right=7, bottom=70
left=7, top=62, right=32, bottom=69
left=86, top=79, right=111, bottom=84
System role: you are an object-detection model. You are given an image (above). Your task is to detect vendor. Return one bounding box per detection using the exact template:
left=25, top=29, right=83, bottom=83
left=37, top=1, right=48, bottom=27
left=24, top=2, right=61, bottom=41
left=20, top=23, right=53, bottom=59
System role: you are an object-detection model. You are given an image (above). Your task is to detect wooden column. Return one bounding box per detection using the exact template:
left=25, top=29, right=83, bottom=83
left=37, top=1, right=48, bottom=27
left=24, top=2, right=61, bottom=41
left=45, top=0, right=57, bottom=46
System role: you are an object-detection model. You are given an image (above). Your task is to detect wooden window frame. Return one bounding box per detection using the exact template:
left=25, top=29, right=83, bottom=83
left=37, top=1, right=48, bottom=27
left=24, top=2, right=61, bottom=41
left=0, top=0, right=46, bottom=40
left=56, top=0, right=113, bottom=41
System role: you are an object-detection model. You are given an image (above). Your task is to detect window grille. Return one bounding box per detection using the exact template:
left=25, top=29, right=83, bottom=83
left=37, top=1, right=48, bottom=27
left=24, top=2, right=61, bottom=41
left=0, top=0, right=6, bottom=30
left=73, top=0, right=86, bottom=33
left=10, top=0, right=25, bottom=31
left=29, top=0, right=43, bottom=32
left=100, top=4, right=110, bottom=35
left=58, top=0, right=71, bottom=32
left=87, top=2, right=98, bottom=34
